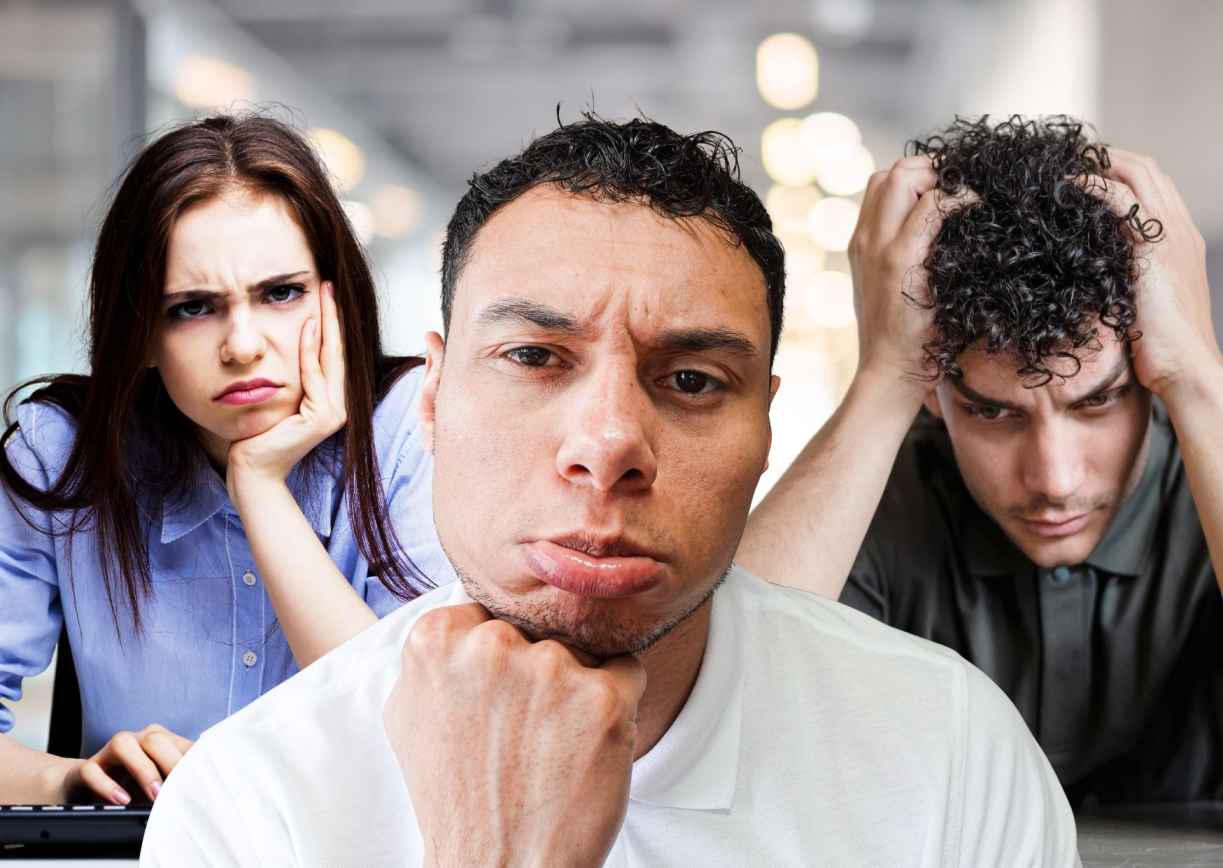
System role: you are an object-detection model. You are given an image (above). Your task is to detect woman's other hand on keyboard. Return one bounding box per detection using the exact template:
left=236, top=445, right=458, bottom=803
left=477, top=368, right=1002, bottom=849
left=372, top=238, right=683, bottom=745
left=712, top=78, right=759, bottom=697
left=53, top=724, right=194, bottom=805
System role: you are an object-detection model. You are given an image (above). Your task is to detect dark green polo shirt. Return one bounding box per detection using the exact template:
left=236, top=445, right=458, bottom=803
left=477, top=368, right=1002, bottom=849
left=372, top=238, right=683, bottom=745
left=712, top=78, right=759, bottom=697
left=842, top=406, right=1222, bottom=804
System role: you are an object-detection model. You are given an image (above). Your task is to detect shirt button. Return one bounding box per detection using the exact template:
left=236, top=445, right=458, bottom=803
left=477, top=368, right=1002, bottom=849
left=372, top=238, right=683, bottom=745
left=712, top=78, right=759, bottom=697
left=242, top=650, right=258, bottom=668
left=1051, top=566, right=1073, bottom=584
left=242, top=571, right=257, bottom=587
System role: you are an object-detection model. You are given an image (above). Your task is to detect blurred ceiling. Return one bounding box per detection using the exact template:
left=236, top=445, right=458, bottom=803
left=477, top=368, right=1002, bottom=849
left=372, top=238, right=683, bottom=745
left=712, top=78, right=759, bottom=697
left=209, top=0, right=989, bottom=196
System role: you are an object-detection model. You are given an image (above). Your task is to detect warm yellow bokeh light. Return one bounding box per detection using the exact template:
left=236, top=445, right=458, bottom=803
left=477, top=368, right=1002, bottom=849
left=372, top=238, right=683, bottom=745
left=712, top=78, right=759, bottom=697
left=174, top=56, right=254, bottom=110
left=762, top=118, right=819, bottom=186
left=799, top=112, right=862, bottom=150
left=804, top=270, right=857, bottom=329
left=309, top=128, right=366, bottom=193
left=756, top=33, right=819, bottom=110
left=371, top=185, right=423, bottom=239
left=765, top=184, right=824, bottom=235
left=812, top=142, right=875, bottom=196
left=807, top=197, right=860, bottom=252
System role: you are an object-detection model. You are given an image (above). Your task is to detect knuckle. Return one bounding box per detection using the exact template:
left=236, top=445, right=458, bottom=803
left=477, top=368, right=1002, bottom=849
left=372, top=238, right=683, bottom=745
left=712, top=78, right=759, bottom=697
left=531, top=639, right=573, bottom=676
left=476, top=619, right=521, bottom=653
left=406, top=608, right=454, bottom=652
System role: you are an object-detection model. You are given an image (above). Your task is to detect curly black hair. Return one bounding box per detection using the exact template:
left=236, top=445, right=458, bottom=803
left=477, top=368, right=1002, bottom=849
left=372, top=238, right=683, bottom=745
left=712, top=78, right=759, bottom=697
left=910, top=114, right=1163, bottom=385
left=441, top=110, right=785, bottom=361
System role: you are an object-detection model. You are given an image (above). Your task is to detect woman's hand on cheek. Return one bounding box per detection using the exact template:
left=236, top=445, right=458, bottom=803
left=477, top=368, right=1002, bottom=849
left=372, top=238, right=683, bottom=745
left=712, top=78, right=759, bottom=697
left=226, top=280, right=347, bottom=504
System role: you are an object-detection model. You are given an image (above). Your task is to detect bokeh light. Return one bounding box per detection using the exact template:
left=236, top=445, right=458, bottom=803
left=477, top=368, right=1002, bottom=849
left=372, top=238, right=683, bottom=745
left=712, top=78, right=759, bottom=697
left=371, top=185, right=423, bottom=239
left=807, top=197, right=860, bottom=252
left=174, top=56, right=254, bottom=110
left=309, top=128, right=366, bottom=193
left=756, top=33, right=819, bottom=110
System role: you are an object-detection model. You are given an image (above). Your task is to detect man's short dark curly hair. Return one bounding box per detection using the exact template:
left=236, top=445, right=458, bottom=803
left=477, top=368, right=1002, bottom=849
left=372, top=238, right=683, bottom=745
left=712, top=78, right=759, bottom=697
left=441, top=111, right=786, bottom=362
left=911, top=114, right=1162, bottom=385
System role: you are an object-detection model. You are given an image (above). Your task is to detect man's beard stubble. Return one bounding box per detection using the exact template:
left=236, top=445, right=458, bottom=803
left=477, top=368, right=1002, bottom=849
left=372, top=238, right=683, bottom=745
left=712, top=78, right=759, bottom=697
left=442, top=540, right=730, bottom=659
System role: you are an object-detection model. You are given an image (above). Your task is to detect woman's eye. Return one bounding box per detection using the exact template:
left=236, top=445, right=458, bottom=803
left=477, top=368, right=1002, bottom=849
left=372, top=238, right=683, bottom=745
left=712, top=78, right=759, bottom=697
left=168, top=299, right=212, bottom=320
left=505, top=346, right=554, bottom=367
left=668, top=370, right=722, bottom=395
left=265, top=283, right=306, bottom=304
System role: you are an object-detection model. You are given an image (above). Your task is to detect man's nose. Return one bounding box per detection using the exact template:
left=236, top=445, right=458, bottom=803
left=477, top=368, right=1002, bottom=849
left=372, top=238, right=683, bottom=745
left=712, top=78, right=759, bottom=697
left=220, top=309, right=267, bottom=366
left=1021, top=419, right=1085, bottom=505
left=554, top=365, right=658, bottom=494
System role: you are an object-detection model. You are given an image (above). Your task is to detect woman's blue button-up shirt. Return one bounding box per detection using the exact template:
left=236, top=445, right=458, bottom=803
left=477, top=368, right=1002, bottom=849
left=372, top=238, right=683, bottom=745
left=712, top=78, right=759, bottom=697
left=0, top=365, right=453, bottom=756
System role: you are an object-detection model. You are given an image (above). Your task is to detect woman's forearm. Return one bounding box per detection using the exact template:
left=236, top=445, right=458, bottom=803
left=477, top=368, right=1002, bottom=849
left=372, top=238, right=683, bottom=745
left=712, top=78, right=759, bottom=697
left=0, top=732, right=80, bottom=803
left=231, top=478, right=376, bottom=668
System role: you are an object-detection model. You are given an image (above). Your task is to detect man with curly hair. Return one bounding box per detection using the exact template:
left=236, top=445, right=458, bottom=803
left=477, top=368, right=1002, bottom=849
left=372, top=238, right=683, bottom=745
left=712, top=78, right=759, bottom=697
left=740, top=115, right=1223, bottom=804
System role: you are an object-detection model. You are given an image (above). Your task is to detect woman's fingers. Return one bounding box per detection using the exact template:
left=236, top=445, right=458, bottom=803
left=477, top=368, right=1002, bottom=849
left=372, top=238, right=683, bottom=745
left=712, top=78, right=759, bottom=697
left=320, top=281, right=347, bottom=415
left=299, top=317, right=326, bottom=402
left=141, top=727, right=190, bottom=778
left=99, top=730, right=166, bottom=802
left=76, top=758, right=131, bottom=806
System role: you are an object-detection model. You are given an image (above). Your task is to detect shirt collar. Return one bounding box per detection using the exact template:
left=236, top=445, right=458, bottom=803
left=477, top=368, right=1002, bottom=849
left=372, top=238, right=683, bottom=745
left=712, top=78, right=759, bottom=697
left=1083, top=407, right=1170, bottom=576
left=159, top=441, right=342, bottom=545
left=629, top=576, right=743, bottom=811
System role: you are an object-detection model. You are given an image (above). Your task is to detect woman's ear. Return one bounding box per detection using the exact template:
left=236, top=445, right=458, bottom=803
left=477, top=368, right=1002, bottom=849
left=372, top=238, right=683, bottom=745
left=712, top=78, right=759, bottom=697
left=419, top=332, right=445, bottom=453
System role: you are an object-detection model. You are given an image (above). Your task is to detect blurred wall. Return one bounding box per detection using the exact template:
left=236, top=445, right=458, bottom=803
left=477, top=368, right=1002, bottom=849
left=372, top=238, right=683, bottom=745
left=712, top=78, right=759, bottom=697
left=1099, top=0, right=1223, bottom=342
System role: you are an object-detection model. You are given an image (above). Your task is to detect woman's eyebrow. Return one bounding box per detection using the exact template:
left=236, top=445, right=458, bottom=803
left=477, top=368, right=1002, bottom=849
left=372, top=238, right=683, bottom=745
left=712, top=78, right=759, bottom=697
left=162, top=271, right=313, bottom=302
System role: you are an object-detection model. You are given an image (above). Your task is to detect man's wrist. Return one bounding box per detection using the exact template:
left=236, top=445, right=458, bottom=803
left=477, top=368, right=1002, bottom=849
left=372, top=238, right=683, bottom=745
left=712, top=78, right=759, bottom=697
left=1153, top=351, right=1223, bottom=413
left=849, top=363, right=932, bottom=417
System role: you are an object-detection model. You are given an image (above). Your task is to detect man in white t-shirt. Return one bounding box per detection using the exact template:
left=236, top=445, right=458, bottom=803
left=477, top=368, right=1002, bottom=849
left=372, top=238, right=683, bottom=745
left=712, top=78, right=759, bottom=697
left=142, top=115, right=1079, bottom=867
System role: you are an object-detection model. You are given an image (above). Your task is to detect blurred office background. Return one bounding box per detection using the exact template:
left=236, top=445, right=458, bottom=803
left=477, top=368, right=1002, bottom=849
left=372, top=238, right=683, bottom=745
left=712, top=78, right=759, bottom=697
left=2, top=0, right=1221, bottom=748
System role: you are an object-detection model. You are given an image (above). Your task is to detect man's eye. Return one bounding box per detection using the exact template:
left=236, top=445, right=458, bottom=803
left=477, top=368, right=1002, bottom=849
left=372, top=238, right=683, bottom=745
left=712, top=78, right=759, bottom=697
left=1077, top=391, right=1117, bottom=410
left=965, top=403, right=1007, bottom=420
left=168, top=299, right=212, bottom=320
left=668, top=370, right=722, bottom=395
left=264, top=283, right=306, bottom=304
left=505, top=346, right=553, bottom=367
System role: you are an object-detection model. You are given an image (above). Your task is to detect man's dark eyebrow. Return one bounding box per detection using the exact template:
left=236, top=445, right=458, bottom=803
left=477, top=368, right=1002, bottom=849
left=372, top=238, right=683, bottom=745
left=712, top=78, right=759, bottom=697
left=163, top=271, right=311, bottom=304
left=476, top=299, right=583, bottom=334
left=949, top=377, right=1022, bottom=411
left=654, top=327, right=760, bottom=358
left=950, top=353, right=1133, bottom=409
left=1068, top=354, right=1133, bottom=403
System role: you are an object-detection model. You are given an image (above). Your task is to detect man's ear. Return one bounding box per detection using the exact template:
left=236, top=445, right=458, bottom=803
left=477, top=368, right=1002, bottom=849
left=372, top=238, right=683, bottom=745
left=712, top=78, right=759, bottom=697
left=419, top=331, right=445, bottom=453
left=922, top=383, right=944, bottom=419
left=762, top=374, right=781, bottom=472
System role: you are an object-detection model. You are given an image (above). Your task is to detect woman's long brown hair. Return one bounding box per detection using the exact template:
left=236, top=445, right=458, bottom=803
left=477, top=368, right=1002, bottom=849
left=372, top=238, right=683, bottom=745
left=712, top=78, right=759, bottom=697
left=0, top=114, right=428, bottom=633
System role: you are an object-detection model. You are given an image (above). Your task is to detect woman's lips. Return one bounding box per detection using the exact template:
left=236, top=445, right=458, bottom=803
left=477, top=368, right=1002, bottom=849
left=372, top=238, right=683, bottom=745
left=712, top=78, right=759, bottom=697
left=1019, top=512, right=1092, bottom=539
left=522, top=539, right=664, bottom=598
left=216, top=385, right=280, bottom=406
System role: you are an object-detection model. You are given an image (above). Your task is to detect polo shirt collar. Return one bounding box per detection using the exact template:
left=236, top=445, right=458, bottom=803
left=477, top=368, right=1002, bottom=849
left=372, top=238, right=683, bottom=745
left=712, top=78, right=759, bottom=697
left=159, top=440, right=341, bottom=544
left=629, top=581, right=743, bottom=811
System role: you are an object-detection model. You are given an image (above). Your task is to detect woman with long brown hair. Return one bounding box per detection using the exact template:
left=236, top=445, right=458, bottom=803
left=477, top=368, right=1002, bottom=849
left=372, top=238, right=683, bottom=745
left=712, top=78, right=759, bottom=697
left=0, top=114, right=449, bottom=805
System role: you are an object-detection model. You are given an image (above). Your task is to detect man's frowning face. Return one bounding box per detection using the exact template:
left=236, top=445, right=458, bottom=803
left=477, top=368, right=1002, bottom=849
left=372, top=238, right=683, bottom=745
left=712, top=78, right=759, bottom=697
left=928, top=335, right=1151, bottom=568
left=421, top=186, right=778, bottom=657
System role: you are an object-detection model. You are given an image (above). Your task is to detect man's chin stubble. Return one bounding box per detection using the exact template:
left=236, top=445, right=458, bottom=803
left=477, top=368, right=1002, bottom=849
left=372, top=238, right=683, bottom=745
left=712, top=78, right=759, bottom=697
left=448, top=557, right=730, bottom=659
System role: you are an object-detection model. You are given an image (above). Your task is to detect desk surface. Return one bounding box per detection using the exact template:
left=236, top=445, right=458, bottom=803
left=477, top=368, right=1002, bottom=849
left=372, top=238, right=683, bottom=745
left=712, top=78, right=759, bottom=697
left=1077, top=803, right=1223, bottom=867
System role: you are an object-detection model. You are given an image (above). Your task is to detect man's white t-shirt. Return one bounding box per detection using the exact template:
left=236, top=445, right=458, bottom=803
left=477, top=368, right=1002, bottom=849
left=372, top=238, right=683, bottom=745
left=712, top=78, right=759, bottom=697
left=141, top=566, right=1079, bottom=867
